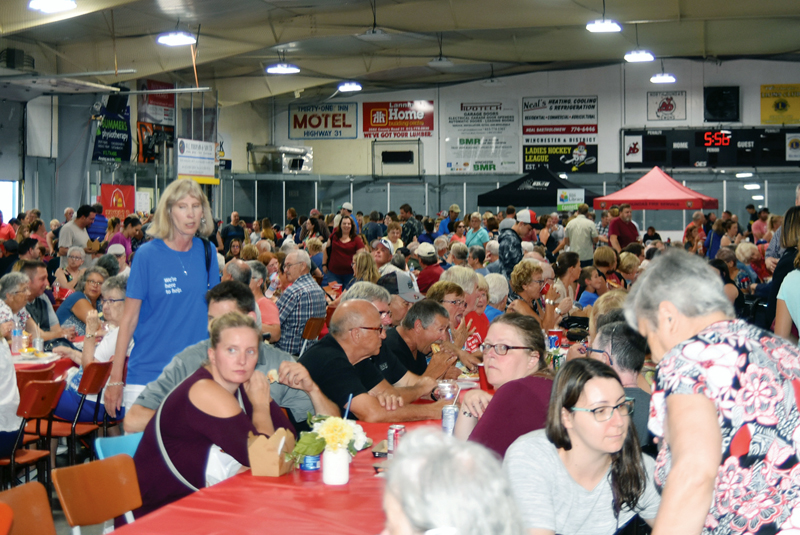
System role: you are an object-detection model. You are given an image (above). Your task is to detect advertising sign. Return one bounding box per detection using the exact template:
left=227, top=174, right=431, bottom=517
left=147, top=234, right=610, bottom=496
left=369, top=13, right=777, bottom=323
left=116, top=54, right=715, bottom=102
left=624, top=135, right=643, bottom=163
left=762, top=84, right=800, bottom=125
left=363, top=100, right=434, bottom=138
left=100, top=184, right=135, bottom=220
left=557, top=188, right=585, bottom=211
left=177, top=138, right=219, bottom=185
left=289, top=103, right=357, bottom=139
left=92, top=106, right=131, bottom=162
left=787, top=133, right=800, bottom=162
left=137, top=79, right=175, bottom=126
left=522, top=96, right=598, bottom=173
left=135, top=191, right=151, bottom=213
left=647, top=91, right=686, bottom=121
left=444, top=101, right=519, bottom=174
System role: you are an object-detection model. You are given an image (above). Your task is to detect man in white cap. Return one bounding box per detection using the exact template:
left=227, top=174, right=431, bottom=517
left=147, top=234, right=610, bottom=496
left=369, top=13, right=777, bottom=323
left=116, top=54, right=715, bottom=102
left=499, top=209, right=535, bottom=279
left=372, top=238, right=401, bottom=276
left=435, top=204, right=461, bottom=237
left=415, top=242, right=443, bottom=294
left=107, top=243, right=131, bottom=277
left=340, top=202, right=360, bottom=233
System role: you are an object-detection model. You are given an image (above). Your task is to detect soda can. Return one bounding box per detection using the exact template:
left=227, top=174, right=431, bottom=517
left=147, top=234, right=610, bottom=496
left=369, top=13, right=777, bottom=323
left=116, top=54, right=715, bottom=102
left=442, top=405, right=458, bottom=436
left=388, top=424, right=406, bottom=457
left=299, top=454, right=321, bottom=471
left=548, top=334, right=559, bottom=351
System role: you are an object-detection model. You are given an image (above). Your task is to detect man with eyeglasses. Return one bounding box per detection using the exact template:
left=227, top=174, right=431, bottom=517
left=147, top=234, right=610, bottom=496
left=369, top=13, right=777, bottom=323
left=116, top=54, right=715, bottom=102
left=300, top=300, right=447, bottom=422
left=276, top=250, right=326, bottom=356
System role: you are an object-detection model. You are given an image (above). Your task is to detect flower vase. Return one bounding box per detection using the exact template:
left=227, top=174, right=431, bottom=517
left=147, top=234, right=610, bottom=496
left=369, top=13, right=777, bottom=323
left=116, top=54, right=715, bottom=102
left=322, top=447, right=350, bottom=485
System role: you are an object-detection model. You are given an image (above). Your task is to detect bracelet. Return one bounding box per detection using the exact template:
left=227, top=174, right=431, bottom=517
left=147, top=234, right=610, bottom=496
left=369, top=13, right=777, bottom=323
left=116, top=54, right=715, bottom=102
left=555, top=307, right=563, bottom=316
left=107, top=382, right=125, bottom=387
left=461, top=410, right=477, bottom=418
left=545, top=298, right=556, bottom=306
left=85, top=334, right=96, bottom=339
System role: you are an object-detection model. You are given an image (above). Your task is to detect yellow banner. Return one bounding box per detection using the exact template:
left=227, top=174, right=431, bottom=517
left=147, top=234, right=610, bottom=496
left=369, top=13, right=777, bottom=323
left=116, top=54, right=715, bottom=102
left=178, top=175, right=220, bottom=185
left=761, top=84, right=800, bottom=125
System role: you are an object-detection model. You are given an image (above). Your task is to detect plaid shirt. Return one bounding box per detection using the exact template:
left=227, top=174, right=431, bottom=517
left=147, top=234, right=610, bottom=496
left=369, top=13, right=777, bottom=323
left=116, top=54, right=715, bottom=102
left=595, top=220, right=609, bottom=237
left=401, top=216, right=424, bottom=246
left=276, top=273, right=327, bottom=356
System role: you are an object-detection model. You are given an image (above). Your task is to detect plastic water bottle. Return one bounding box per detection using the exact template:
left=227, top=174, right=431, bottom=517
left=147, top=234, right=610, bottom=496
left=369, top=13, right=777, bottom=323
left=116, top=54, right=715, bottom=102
left=11, top=317, right=23, bottom=354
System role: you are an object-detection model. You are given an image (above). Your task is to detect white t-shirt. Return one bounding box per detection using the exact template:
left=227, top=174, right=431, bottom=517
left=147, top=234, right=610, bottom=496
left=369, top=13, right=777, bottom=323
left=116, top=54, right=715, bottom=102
left=0, top=339, right=22, bottom=432
left=59, top=221, right=91, bottom=267
left=504, top=430, right=660, bottom=534
left=66, top=326, right=134, bottom=403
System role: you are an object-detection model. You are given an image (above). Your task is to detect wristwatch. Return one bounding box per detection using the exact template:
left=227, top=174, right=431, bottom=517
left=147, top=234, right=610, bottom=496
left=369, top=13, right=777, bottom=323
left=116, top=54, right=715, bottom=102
left=555, top=307, right=563, bottom=316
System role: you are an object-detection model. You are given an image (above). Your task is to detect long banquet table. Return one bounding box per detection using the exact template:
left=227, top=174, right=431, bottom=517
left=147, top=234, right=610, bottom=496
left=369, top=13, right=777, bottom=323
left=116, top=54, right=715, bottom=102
left=113, top=420, right=439, bottom=535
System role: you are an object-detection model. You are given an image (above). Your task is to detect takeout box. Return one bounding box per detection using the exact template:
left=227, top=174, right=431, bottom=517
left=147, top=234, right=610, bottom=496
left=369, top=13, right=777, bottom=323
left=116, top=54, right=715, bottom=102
left=248, top=429, right=295, bottom=477
left=87, top=239, right=101, bottom=253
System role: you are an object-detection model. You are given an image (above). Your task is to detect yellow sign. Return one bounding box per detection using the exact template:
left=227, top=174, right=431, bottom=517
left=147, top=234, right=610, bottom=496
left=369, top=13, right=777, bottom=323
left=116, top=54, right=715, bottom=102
left=178, top=175, right=220, bottom=185
left=761, top=84, right=800, bottom=125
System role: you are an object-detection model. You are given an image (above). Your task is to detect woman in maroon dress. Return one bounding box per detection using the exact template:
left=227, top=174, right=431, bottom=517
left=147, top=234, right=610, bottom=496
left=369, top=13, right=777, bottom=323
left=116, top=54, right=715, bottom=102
left=322, top=216, right=365, bottom=287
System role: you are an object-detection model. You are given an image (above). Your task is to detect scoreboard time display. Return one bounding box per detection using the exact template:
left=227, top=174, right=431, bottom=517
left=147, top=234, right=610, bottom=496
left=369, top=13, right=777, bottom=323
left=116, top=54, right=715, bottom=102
left=622, top=127, right=800, bottom=169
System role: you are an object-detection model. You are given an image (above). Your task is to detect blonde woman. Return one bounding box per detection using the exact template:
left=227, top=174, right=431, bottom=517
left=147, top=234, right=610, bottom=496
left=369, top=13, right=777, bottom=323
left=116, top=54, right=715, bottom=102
left=508, top=259, right=571, bottom=331
left=104, top=217, right=121, bottom=243
left=105, top=179, right=219, bottom=419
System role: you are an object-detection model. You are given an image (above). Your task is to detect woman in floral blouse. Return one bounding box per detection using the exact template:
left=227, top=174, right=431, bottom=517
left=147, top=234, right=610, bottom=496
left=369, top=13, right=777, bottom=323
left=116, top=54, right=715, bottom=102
left=625, top=249, right=800, bottom=535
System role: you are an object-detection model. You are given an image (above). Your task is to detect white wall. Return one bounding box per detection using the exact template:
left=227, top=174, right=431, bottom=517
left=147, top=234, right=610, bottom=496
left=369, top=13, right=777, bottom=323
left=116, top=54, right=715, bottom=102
left=218, top=100, right=271, bottom=172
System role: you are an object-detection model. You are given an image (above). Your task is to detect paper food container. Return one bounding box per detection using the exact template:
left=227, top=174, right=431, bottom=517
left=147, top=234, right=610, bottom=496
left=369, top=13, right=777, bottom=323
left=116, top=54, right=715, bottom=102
left=248, top=428, right=296, bottom=477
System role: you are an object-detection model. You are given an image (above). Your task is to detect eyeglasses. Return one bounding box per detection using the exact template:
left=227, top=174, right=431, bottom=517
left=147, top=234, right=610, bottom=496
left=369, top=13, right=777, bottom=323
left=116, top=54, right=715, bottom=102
left=379, top=310, right=392, bottom=319
left=530, top=279, right=545, bottom=285
left=479, top=343, right=533, bottom=356
left=353, top=326, right=385, bottom=333
left=584, top=347, right=613, bottom=365
left=85, top=280, right=103, bottom=287
left=68, top=256, right=83, bottom=260
left=571, top=398, right=635, bottom=422
left=101, top=298, right=125, bottom=305
left=8, top=288, right=30, bottom=296
left=283, top=262, right=302, bottom=270
left=442, top=299, right=466, bottom=308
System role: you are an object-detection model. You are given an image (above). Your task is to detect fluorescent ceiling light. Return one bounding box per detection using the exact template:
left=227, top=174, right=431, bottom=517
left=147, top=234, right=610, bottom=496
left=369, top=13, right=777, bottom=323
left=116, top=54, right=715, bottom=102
left=650, top=72, right=676, bottom=84
left=157, top=32, right=197, bottom=47
left=586, top=19, right=621, bottom=32
left=736, top=172, right=754, bottom=178
left=624, top=50, right=654, bottom=62
left=752, top=195, right=764, bottom=200
left=338, top=81, right=362, bottom=92
left=266, top=63, right=300, bottom=74
left=356, top=28, right=391, bottom=41
left=428, top=56, right=455, bottom=68
left=744, top=184, right=761, bottom=190
left=28, top=0, right=76, bottom=13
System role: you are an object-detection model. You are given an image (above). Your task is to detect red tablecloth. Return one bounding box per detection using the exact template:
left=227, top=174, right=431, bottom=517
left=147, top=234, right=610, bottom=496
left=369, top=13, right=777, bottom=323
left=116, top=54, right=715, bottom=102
left=13, top=357, right=76, bottom=379
left=114, top=420, right=438, bottom=535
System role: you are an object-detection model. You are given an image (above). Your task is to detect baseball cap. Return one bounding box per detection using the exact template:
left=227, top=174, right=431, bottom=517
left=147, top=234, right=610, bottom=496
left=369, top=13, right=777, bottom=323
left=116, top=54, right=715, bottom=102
left=108, top=243, right=126, bottom=256
left=417, top=242, right=437, bottom=259
left=377, top=271, right=423, bottom=303
left=309, top=209, right=321, bottom=218
left=342, top=202, right=354, bottom=212
left=372, top=238, right=394, bottom=255
left=448, top=204, right=461, bottom=213
left=516, top=209, right=537, bottom=225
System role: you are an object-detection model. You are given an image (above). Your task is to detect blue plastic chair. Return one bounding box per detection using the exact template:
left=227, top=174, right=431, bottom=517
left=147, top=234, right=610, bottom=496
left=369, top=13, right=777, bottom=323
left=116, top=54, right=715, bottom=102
left=94, top=433, right=144, bottom=460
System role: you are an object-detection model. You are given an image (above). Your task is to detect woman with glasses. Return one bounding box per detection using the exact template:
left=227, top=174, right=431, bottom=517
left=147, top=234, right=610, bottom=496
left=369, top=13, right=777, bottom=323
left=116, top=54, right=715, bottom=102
left=54, top=245, right=86, bottom=290
left=507, top=259, right=571, bottom=331
left=53, top=276, right=133, bottom=422
left=426, top=281, right=468, bottom=345
left=0, top=272, right=33, bottom=342
left=505, top=358, right=660, bottom=534
left=465, top=212, right=489, bottom=249
left=56, top=266, right=108, bottom=337
left=450, top=222, right=467, bottom=244
left=454, top=314, right=553, bottom=458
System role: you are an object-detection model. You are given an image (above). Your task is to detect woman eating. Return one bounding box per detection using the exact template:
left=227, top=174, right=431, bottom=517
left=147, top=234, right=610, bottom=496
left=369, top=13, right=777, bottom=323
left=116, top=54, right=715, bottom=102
left=507, top=259, right=570, bottom=331
left=465, top=212, right=489, bottom=248
left=323, top=215, right=365, bottom=287
left=450, top=221, right=467, bottom=244
left=55, top=246, right=86, bottom=290
left=626, top=249, right=800, bottom=534
left=56, top=267, right=108, bottom=337
left=454, top=314, right=553, bottom=458
left=504, top=358, right=660, bottom=534
left=593, top=246, right=626, bottom=289
left=132, top=311, right=294, bottom=518
left=544, top=252, right=588, bottom=326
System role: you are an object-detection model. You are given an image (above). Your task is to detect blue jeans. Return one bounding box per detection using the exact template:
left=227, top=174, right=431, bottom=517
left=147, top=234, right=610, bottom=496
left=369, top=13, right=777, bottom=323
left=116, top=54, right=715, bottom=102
left=0, top=430, right=18, bottom=457
left=327, top=272, right=354, bottom=287
left=54, top=388, right=124, bottom=423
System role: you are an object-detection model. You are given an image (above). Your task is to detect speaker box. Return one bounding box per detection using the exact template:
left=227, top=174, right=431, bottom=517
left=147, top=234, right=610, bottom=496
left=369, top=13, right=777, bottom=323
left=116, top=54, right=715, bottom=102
left=704, top=86, right=739, bottom=122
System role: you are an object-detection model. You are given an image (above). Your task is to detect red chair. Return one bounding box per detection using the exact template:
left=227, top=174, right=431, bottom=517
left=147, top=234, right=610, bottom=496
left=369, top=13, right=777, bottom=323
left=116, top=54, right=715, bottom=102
left=0, top=481, right=58, bottom=535
left=0, top=502, right=11, bottom=535
left=14, top=365, right=55, bottom=401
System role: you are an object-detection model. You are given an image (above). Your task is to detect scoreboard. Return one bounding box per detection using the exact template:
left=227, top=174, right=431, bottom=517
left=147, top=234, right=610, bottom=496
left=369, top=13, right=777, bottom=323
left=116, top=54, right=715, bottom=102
left=622, top=127, right=800, bottom=169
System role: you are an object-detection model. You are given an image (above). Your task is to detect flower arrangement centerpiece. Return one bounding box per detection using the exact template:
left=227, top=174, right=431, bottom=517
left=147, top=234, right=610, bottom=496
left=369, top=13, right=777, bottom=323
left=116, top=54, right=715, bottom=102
left=288, top=414, right=370, bottom=484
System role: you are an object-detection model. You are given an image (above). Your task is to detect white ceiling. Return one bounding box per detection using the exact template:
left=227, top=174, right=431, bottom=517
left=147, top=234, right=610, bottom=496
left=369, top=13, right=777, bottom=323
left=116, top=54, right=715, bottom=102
left=1, top=0, right=799, bottom=105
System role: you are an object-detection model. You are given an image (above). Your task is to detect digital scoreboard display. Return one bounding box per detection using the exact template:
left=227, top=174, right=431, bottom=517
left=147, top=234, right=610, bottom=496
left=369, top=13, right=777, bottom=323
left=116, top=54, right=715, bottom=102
left=622, top=127, right=800, bottom=169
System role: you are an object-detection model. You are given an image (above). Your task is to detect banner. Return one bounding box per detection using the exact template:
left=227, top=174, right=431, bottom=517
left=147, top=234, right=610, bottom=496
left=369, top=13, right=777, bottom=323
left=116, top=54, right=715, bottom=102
left=100, top=184, right=135, bottom=220
left=623, top=135, right=643, bottom=163
left=137, top=79, right=175, bottom=125
left=761, top=84, right=800, bottom=125
left=135, top=191, right=151, bottom=213
left=557, top=188, right=585, bottom=211
left=787, top=133, right=800, bottom=162
left=522, top=96, right=598, bottom=173
left=289, top=103, right=357, bottom=139
left=92, top=106, right=131, bottom=162
left=363, top=101, right=434, bottom=139
left=177, top=138, right=219, bottom=185
left=137, top=122, right=174, bottom=163
left=444, top=101, right=518, bottom=174
left=647, top=91, right=686, bottom=121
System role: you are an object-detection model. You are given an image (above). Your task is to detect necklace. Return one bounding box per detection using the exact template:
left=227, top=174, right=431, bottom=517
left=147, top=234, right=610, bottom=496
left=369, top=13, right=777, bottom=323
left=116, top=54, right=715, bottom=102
left=175, top=252, right=188, bottom=276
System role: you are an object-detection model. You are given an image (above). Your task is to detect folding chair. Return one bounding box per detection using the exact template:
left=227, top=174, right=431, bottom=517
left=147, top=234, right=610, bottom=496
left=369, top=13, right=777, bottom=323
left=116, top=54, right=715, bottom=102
left=298, top=317, right=326, bottom=357
left=0, top=502, right=11, bottom=535
left=53, top=455, right=142, bottom=535
left=14, top=365, right=55, bottom=402
left=0, top=481, right=58, bottom=535
left=94, top=432, right=143, bottom=460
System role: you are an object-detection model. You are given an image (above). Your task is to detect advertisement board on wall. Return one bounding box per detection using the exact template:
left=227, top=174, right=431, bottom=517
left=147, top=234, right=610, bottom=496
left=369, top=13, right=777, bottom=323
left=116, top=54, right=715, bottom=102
left=557, top=188, right=585, bottom=211
left=363, top=100, right=434, bottom=138
left=100, top=184, right=135, bottom=219
left=787, top=133, right=800, bottom=161
left=177, top=138, right=219, bottom=185
left=92, top=106, right=131, bottom=162
left=289, top=103, right=357, bottom=139
left=761, top=84, right=800, bottom=125
left=647, top=91, right=686, bottom=121
left=444, top=101, right=519, bottom=174
left=522, top=96, right=598, bottom=173
left=137, top=79, right=175, bottom=126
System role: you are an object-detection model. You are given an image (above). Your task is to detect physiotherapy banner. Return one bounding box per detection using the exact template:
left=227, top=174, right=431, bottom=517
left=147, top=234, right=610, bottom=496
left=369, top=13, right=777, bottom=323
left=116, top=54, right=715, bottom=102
left=92, top=105, right=132, bottom=162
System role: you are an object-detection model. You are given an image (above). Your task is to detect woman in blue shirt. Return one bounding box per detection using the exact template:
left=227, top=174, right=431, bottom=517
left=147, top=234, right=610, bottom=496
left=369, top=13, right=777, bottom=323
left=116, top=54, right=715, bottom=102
left=56, top=267, right=108, bottom=336
left=465, top=212, right=490, bottom=248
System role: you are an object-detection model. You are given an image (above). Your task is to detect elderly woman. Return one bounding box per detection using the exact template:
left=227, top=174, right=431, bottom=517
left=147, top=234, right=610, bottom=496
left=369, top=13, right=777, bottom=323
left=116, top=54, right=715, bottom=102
left=53, top=276, right=133, bottom=421
left=383, top=428, right=525, bottom=535
left=454, top=314, right=553, bottom=458
left=507, top=259, right=570, bottom=331
left=0, top=272, right=32, bottom=342
left=132, top=312, right=294, bottom=518
left=484, top=273, right=508, bottom=322
left=55, top=267, right=108, bottom=337
left=736, top=241, right=769, bottom=284
left=625, top=250, right=800, bottom=534
left=465, top=212, right=490, bottom=248
left=246, top=260, right=280, bottom=342
left=0, top=337, right=21, bottom=458
left=505, top=359, right=660, bottom=534
left=54, top=246, right=87, bottom=291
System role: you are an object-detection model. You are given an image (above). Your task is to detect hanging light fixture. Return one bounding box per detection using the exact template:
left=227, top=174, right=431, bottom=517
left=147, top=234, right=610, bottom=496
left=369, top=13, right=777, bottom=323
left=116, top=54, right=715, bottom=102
left=338, top=81, right=362, bottom=92
left=624, top=26, right=654, bottom=62
left=266, top=50, right=300, bottom=74
left=157, top=31, right=196, bottom=47
left=586, top=0, right=621, bottom=32
left=650, top=60, right=676, bottom=83
left=428, top=33, right=455, bottom=68
left=356, top=0, right=391, bottom=41
left=28, top=0, right=76, bottom=13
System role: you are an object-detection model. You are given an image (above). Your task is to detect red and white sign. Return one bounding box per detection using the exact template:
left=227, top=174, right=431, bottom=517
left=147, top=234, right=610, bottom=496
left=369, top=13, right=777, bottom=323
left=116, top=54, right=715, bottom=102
left=100, top=184, right=135, bottom=220
left=362, top=101, right=434, bottom=138
left=137, top=79, right=175, bottom=126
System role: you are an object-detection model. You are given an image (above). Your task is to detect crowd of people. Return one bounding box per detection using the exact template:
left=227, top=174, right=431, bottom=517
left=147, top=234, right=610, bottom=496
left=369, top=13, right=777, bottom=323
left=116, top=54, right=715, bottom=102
left=2, top=184, right=800, bottom=535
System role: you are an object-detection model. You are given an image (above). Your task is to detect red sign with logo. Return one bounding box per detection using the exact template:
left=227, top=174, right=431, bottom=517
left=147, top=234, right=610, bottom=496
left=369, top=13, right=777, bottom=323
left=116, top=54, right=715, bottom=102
left=100, top=184, right=135, bottom=220
left=362, top=101, right=434, bottom=138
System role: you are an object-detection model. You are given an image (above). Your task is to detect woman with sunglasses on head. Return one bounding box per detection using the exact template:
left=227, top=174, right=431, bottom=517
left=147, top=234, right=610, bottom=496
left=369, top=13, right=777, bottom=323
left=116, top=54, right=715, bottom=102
left=454, top=313, right=553, bottom=458
left=507, top=259, right=571, bottom=331
left=504, top=358, right=660, bottom=535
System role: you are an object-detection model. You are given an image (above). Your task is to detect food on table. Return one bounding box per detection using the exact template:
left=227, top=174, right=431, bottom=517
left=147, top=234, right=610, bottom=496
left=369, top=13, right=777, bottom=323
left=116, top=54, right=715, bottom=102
left=267, top=369, right=279, bottom=383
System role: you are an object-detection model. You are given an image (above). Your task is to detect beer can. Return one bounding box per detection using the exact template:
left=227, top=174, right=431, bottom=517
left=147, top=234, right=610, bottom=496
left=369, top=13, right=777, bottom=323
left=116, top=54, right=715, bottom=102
left=442, top=405, right=458, bottom=436
left=299, top=454, right=321, bottom=471
left=388, top=424, right=406, bottom=457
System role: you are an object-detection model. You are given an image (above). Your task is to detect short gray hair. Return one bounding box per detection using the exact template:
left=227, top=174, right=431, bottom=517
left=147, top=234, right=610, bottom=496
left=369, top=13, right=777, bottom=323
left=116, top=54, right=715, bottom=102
left=449, top=242, right=469, bottom=263
left=289, top=249, right=311, bottom=271
left=433, top=236, right=449, bottom=253
left=401, top=299, right=448, bottom=330
left=342, top=281, right=391, bottom=304
left=247, top=260, right=267, bottom=283
left=75, top=267, right=109, bottom=293
left=280, top=240, right=298, bottom=254
left=386, top=428, right=525, bottom=535
left=101, top=275, right=127, bottom=297
left=624, top=250, right=734, bottom=331
left=225, top=259, right=252, bottom=285
left=485, top=273, right=509, bottom=305
left=0, top=272, right=29, bottom=300
left=67, top=246, right=84, bottom=258
left=439, top=265, right=477, bottom=294
left=521, top=241, right=534, bottom=253
left=593, top=321, right=647, bottom=374
left=485, top=240, right=499, bottom=256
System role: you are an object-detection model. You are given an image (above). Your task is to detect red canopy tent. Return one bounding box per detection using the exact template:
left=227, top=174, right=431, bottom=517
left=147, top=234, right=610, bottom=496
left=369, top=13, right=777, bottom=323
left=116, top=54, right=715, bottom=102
left=593, top=167, right=719, bottom=210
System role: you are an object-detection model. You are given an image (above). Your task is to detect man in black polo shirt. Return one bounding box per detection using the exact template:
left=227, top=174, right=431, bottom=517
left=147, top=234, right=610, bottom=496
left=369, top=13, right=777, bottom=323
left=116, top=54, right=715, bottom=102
left=299, top=300, right=445, bottom=421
